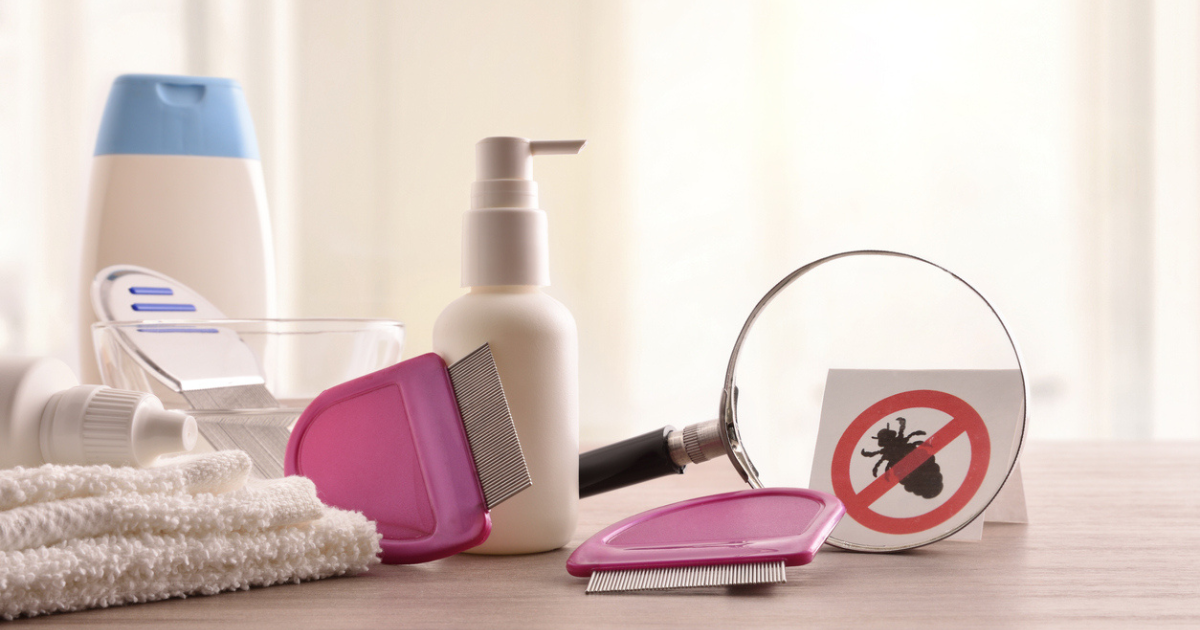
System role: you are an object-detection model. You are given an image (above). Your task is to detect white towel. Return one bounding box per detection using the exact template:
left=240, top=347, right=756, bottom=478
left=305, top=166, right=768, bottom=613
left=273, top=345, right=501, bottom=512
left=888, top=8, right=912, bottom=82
left=0, top=451, right=381, bottom=620
left=0, top=450, right=251, bottom=511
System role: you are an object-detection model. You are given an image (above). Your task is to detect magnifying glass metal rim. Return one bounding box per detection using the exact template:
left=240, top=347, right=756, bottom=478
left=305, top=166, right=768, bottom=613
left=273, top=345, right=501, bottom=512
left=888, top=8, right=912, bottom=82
left=716, top=249, right=1030, bottom=551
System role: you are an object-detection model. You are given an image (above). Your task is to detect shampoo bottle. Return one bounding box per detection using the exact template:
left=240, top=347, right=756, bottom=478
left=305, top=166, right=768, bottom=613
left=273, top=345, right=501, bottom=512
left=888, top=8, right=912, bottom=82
left=433, top=136, right=585, bottom=554
left=79, top=74, right=276, bottom=383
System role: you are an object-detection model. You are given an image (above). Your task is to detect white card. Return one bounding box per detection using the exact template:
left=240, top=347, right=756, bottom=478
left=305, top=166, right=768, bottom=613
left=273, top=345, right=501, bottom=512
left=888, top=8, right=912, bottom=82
left=809, top=369, right=1025, bottom=550
left=984, top=461, right=1028, bottom=523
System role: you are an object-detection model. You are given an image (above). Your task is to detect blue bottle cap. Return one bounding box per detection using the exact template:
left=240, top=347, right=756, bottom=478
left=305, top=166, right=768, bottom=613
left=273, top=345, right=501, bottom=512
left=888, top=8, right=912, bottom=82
left=94, top=74, right=260, bottom=159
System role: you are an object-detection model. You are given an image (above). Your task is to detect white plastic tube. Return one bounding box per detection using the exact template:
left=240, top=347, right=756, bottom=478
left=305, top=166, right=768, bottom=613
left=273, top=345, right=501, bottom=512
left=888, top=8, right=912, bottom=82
left=0, top=356, right=196, bottom=468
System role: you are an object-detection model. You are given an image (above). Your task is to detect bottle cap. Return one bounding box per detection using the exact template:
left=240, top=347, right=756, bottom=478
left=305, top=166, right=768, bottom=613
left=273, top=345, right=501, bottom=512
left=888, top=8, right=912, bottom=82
left=94, top=74, right=260, bottom=159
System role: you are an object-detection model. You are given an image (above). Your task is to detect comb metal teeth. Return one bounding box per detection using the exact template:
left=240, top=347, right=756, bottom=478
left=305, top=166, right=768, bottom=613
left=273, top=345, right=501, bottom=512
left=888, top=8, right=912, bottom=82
left=585, top=561, right=787, bottom=594
left=182, top=384, right=289, bottom=479
left=447, top=344, right=532, bottom=509
left=192, top=412, right=297, bottom=479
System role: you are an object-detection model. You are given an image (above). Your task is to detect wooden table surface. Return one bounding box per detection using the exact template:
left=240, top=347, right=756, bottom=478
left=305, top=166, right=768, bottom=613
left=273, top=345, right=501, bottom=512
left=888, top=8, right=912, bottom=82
left=12, top=442, right=1200, bottom=628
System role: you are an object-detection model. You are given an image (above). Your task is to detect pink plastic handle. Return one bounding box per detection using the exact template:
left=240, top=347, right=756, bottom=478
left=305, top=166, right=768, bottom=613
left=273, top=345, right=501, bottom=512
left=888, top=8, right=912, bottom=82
left=286, top=353, right=490, bottom=564
left=567, top=487, right=845, bottom=577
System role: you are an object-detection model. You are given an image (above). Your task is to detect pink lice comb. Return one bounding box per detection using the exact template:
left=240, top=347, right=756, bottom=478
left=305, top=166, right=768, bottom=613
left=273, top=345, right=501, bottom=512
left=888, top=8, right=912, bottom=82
left=567, top=488, right=845, bottom=593
left=285, top=344, right=531, bottom=564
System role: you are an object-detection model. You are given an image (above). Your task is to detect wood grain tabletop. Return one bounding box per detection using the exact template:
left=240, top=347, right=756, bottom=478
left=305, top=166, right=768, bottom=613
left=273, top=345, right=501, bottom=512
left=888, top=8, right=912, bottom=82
left=10, top=442, right=1200, bottom=629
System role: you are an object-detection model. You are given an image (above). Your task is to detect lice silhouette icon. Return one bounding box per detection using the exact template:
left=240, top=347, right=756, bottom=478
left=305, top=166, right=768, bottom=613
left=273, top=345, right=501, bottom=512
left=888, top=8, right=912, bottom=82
left=860, top=417, right=944, bottom=499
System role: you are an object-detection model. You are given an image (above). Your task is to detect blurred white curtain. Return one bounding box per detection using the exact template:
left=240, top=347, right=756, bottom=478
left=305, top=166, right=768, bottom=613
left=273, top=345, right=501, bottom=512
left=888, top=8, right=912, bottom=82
left=1, top=0, right=1198, bottom=442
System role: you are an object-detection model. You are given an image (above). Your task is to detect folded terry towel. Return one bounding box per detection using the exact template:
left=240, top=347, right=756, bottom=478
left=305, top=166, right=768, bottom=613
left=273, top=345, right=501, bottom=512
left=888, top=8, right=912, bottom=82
left=0, top=450, right=251, bottom=511
left=0, top=451, right=381, bottom=620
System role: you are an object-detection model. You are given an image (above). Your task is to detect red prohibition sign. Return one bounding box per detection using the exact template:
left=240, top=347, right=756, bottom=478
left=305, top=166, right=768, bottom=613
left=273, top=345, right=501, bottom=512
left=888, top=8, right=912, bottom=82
left=831, top=390, right=990, bottom=535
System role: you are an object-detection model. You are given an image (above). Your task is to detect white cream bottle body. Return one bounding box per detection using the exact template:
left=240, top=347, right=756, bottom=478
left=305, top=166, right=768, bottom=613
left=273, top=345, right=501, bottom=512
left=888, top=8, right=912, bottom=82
left=433, top=137, right=585, bottom=554
left=434, top=286, right=578, bottom=553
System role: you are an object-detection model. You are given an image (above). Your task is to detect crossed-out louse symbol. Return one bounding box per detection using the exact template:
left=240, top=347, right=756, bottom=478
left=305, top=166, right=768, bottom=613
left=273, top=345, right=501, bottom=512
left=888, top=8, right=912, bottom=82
left=860, top=417, right=944, bottom=499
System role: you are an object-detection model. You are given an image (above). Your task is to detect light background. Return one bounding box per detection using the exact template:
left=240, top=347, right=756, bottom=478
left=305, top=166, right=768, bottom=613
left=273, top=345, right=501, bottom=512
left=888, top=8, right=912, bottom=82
left=1, top=0, right=1198, bottom=443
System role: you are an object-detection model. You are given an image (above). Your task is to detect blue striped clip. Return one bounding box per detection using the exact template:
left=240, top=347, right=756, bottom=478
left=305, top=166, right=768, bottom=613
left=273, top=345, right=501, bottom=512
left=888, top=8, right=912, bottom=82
left=131, top=303, right=196, bottom=312
left=129, top=287, right=174, bottom=296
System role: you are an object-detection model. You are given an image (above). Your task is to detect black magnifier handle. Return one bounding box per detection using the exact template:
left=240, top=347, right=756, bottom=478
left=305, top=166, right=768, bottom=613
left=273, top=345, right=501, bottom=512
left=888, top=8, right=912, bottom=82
left=579, top=420, right=728, bottom=498
left=579, top=427, right=682, bottom=498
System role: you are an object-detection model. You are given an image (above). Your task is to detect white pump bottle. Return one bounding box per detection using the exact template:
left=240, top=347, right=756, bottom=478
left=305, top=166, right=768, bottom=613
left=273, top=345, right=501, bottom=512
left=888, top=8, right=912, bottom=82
left=433, top=136, right=585, bottom=554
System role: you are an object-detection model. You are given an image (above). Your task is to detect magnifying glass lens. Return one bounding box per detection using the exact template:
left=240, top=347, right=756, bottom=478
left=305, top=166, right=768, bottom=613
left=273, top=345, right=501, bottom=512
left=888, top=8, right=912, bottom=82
left=729, top=254, right=1023, bottom=491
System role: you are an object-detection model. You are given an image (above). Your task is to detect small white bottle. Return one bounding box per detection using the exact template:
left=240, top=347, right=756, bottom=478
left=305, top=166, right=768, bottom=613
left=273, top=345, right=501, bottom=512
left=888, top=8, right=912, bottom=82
left=433, top=136, right=585, bottom=554
left=0, top=356, right=197, bottom=469
left=79, top=74, right=276, bottom=384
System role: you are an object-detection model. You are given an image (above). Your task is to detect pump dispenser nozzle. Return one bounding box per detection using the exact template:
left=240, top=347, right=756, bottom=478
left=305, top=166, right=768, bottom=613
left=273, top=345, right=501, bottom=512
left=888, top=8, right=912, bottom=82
left=472, top=137, right=586, bottom=210
left=465, top=136, right=586, bottom=287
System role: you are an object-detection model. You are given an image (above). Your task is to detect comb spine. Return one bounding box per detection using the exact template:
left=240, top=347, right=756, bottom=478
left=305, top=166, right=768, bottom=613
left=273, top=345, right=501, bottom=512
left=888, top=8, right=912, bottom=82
left=585, top=561, right=787, bottom=593
left=192, top=412, right=297, bottom=479
left=447, top=344, right=533, bottom=509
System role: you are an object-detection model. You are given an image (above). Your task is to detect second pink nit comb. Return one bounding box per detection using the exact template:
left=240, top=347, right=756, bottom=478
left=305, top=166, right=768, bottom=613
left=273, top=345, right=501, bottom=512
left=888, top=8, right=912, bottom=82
left=567, top=488, right=845, bottom=593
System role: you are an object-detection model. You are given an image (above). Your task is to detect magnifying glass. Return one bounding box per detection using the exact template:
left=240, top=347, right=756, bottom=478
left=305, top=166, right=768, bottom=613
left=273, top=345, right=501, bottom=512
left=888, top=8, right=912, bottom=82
left=578, top=250, right=1027, bottom=551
